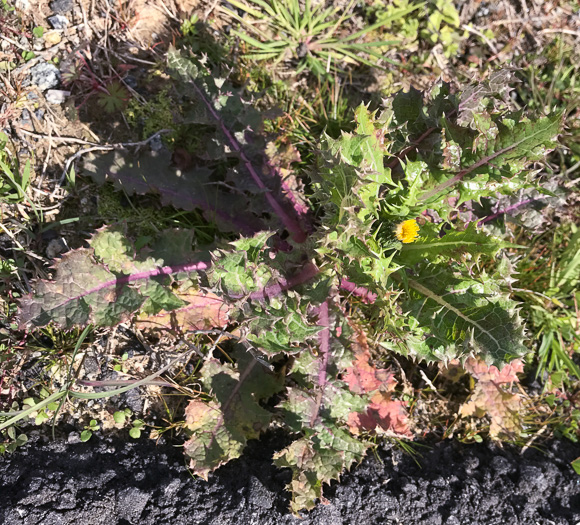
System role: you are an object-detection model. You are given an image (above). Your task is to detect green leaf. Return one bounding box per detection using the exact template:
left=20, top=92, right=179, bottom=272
left=183, top=347, right=284, bottom=479
left=273, top=423, right=368, bottom=513
left=421, top=111, right=563, bottom=204
left=572, top=457, right=580, bottom=476
left=398, top=222, right=522, bottom=266
left=97, top=82, right=129, bottom=113
left=247, top=306, right=321, bottom=355
left=32, top=26, right=44, bottom=38
left=402, top=264, right=527, bottom=367
left=113, top=411, right=126, bottom=425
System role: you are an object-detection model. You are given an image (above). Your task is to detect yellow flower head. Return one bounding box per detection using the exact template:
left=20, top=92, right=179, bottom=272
left=395, top=219, right=420, bottom=244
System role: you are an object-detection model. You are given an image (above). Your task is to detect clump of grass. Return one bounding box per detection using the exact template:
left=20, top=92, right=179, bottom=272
left=221, top=0, right=421, bottom=78
left=514, top=219, right=580, bottom=386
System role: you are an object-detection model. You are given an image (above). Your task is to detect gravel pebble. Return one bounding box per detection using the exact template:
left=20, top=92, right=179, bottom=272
left=50, top=0, right=73, bottom=14
left=28, top=62, right=61, bottom=91
left=48, top=15, right=69, bottom=30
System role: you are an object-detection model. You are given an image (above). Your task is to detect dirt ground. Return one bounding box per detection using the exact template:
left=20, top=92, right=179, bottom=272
left=1, top=429, right=579, bottom=524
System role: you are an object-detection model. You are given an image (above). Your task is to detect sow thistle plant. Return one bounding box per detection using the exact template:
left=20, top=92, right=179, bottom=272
left=10, top=52, right=562, bottom=513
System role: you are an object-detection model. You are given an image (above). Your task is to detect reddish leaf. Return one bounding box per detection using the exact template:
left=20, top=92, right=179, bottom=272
left=343, top=331, right=396, bottom=394
left=460, top=357, right=524, bottom=438
left=348, top=391, right=411, bottom=437
left=343, top=328, right=410, bottom=437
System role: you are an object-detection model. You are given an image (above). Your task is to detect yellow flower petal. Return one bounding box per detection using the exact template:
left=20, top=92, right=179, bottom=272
left=395, top=219, right=420, bottom=244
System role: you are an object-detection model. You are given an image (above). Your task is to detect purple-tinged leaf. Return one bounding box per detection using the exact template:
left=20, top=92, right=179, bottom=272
left=83, top=149, right=264, bottom=236
left=18, top=229, right=210, bottom=329
left=184, top=348, right=284, bottom=479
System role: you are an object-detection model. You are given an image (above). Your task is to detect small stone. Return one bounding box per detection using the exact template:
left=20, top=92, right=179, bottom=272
left=19, top=109, right=32, bottom=128
left=67, top=432, right=81, bottom=444
left=28, top=62, right=61, bottom=91
left=46, top=238, right=67, bottom=259
left=44, top=31, right=62, bottom=47
left=48, top=14, right=69, bottom=30
left=46, top=89, right=70, bottom=104
left=50, top=0, right=73, bottom=14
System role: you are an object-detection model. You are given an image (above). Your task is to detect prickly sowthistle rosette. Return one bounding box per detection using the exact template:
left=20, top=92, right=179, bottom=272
left=17, top=62, right=561, bottom=512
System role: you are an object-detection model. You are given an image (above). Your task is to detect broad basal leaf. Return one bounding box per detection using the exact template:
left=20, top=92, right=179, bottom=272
left=184, top=348, right=284, bottom=479
left=403, top=264, right=527, bottom=367
left=83, top=149, right=264, bottom=235
left=18, top=228, right=209, bottom=329
left=19, top=250, right=144, bottom=329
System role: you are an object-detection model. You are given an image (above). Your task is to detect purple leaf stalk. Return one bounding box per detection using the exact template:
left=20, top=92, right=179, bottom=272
left=189, top=80, right=307, bottom=243
left=310, top=299, right=330, bottom=426
left=339, top=278, right=378, bottom=304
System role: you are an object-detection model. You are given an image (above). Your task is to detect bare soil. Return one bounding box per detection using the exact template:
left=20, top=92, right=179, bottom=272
left=1, top=430, right=579, bottom=524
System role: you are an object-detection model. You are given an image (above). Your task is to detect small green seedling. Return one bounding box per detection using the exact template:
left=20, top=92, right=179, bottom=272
left=129, top=419, right=145, bottom=439
left=113, top=408, right=132, bottom=425
left=113, top=352, right=129, bottom=372
left=0, top=426, right=28, bottom=454
left=80, top=419, right=100, bottom=442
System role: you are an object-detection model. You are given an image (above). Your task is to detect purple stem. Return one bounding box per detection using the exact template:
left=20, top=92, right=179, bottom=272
left=310, top=299, right=330, bottom=426
left=229, top=262, right=319, bottom=301
left=478, top=198, right=540, bottom=225
left=270, top=161, right=311, bottom=220
left=339, top=278, right=378, bottom=304
left=21, top=260, right=209, bottom=328
left=120, top=261, right=209, bottom=285
left=189, top=80, right=307, bottom=243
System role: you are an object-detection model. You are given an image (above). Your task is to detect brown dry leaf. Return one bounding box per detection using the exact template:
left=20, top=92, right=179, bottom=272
left=135, top=290, right=230, bottom=332
left=460, top=357, right=524, bottom=438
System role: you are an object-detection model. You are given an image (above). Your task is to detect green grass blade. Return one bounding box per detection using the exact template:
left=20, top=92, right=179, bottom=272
left=243, top=51, right=284, bottom=61
left=224, top=0, right=269, bottom=19
left=231, top=28, right=286, bottom=51
left=556, top=229, right=580, bottom=288
left=341, top=2, right=424, bottom=42
left=319, top=0, right=356, bottom=41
